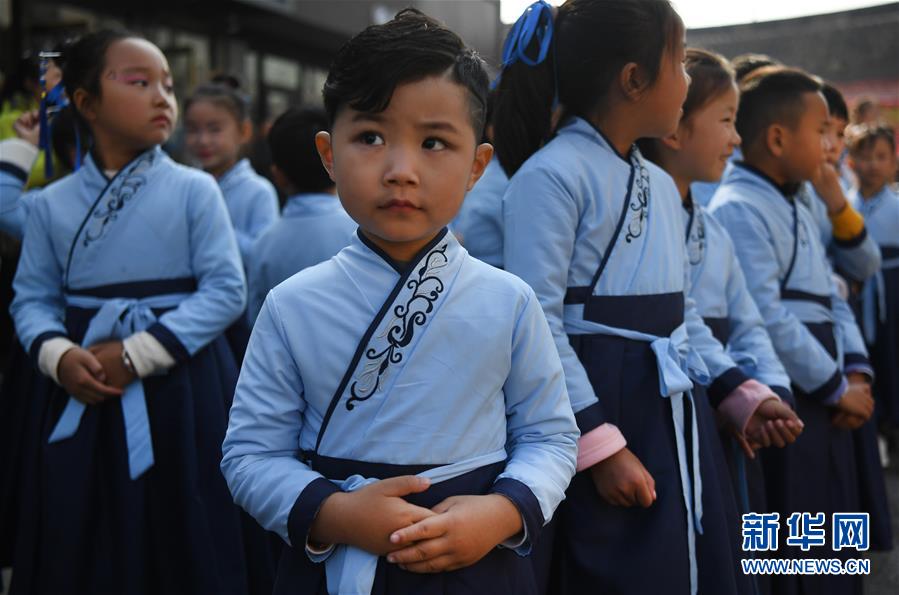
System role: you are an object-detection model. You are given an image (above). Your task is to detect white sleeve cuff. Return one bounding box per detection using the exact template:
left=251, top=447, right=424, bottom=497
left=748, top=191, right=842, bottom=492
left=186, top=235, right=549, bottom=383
left=500, top=520, right=529, bottom=550
left=38, top=337, right=78, bottom=384
left=305, top=538, right=335, bottom=562
left=123, top=331, right=176, bottom=377
left=0, top=138, right=40, bottom=174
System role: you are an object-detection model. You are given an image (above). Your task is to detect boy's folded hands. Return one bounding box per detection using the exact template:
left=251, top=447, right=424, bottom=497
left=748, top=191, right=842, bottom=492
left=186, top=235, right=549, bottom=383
left=309, top=476, right=523, bottom=573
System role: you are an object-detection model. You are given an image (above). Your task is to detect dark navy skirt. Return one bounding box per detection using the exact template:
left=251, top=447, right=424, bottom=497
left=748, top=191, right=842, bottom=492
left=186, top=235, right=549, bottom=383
left=8, top=304, right=250, bottom=595
left=871, top=261, right=899, bottom=428
left=273, top=459, right=538, bottom=595
left=762, top=322, right=867, bottom=595
left=552, top=295, right=748, bottom=595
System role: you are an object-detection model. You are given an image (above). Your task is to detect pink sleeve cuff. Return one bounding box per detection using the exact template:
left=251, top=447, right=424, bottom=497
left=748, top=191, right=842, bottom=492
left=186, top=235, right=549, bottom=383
left=576, top=423, right=627, bottom=472
left=718, top=379, right=779, bottom=434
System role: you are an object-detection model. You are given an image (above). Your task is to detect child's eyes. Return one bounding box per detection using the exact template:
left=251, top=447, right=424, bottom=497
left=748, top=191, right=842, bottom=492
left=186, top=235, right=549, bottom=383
left=423, top=137, right=447, bottom=151
left=359, top=132, right=384, bottom=146
left=129, top=79, right=149, bottom=87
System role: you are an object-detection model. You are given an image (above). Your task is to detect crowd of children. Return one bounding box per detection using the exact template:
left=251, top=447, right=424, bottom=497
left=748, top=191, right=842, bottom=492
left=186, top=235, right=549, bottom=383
left=0, top=1, right=896, bottom=594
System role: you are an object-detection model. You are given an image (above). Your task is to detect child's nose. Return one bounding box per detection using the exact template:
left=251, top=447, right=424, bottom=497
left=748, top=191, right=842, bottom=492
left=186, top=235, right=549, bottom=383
left=384, top=146, right=419, bottom=186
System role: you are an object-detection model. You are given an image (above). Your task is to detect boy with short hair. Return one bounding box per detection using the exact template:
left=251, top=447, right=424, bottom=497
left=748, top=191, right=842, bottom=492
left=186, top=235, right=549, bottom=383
left=246, top=106, right=356, bottom=322
left=709, top=66, right=879, bottom=595
left=221, top=9, right=578, bottom=595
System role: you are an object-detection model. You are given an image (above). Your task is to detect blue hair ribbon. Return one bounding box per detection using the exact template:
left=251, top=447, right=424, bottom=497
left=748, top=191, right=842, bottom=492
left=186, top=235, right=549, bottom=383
left=38, top=51, right=81, bottom=177
left=494, top=1, right=559, bottom=108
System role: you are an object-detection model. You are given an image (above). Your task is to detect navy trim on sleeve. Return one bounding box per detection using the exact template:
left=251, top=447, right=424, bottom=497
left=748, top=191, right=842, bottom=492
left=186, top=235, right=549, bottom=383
left=833, top=226, right=868, bottom=249
left=771, top=385, right=795, bottom=409
left=708, top=366, right=751, bottom=409
left=806, top=369, right=844, bottom=402
left=287, top=477, right=341, bottom=549
left=146, top=322, right=190, bottom=363
left=0, top=161, right=29, bottom=183
left=490, top=477, right=543, bottom=553
left=28, top=330, right=69, bottom=365
left=573, top=401, right=605, bottom=434
left=843, top=353, right=871, bottom=372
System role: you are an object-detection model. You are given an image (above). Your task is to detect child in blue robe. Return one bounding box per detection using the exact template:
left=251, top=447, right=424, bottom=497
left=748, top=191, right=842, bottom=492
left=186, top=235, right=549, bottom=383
left=221, top=10, right=578, bottom=595
left=246, top=106, right=355, bottom=323
left=709, top=66, right=890, bottom=594
left=5, top=31, right=250, bottom=594
left=495, top=3, right=799, bottom=594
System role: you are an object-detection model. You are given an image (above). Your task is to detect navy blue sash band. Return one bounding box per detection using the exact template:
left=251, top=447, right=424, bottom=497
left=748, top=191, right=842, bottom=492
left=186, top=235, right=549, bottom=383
left=66, top=277, right=197, bottom=299
left=781, top=289, right=831, bottom=309
left=702, top=316, right=731, bottom=345
left=799, top=321, right=843, bottom=402
left=581, top=292, right=685, bottom=337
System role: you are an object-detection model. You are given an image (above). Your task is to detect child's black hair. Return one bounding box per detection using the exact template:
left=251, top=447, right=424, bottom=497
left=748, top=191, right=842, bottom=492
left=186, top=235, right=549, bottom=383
left=731, top=53, right=780, bottom=83
left=736, top=66, right=822, bottom=154
left=821, top=83, right=849, bottom=122
left=51, top=104, right=91, bottom=172
left=492, top=0, right=684, bottom=176
left=267, top=106, right=334, bottom=194
left=62, top=29, right=136, bottom=108
left=847, top=122, right=896, bottom=156
left=185, top=75, right=252, bottom=124
left=322, top=8, right=488, bottom=139
left=637, top=47, right=735, bottom=164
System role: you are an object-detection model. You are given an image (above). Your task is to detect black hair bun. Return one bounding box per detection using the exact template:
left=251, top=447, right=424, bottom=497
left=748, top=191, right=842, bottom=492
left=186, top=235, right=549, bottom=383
left=210, top=73, right=242, bottom=91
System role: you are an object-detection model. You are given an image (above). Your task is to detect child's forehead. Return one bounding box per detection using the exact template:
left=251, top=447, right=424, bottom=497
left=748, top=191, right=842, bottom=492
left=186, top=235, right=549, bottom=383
left=338, top=75, right=474, bottom=128
left=105, top=39, right=170, bottom=76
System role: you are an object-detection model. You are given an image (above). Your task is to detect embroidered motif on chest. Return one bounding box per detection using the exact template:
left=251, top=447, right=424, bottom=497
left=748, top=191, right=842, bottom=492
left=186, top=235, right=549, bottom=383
left=82, top=153, right=156, bottom=247
left=624, top=160, right=651, bottom=243
left=687, top=210, right=706, bottom=266
left=346, top=244, right=449, bottom=410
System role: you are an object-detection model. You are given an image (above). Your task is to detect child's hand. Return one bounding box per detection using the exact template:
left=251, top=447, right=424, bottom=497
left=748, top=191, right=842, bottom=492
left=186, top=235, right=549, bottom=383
left=742, top=399, right=803, bottom=455
left=57, top=347, right=124, bottom=405
left=831, top=410, right=866, bottom=430
left=589, top=447, right=656, bottom=508
left=385, top=493, right=522, bottom=573
left=810, top=162, right=847, bottom=215
left=309, top=475, right=435, bottom=556
left=835, top=382, right=874, bottom=422
left=88, top=340, right=137, bottom=389
left=13, top=110, right=40, bottom=147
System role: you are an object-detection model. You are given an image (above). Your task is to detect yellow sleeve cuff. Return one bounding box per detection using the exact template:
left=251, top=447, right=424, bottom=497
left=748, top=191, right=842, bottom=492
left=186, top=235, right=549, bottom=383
left=829, top=204, right=865, bottom=241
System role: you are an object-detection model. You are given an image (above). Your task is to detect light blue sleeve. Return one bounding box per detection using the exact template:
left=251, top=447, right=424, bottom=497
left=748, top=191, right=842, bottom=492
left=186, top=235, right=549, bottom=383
left=682, top=248, right=750, bottom=405
left=236, top=182, right=279, bottom=262
left=0, top=169, right=37, bottom=239
left=722, top=239, right=792, bottom=392
left=713, top=201, right=844, bottom=402
left=502, top=167, right=603, bottom=431
left=10, top=194, right=68, bottom=355
left=497, top=288, right=578, bottom=548
left=830, top=277, right=872, bottom=375
left=221, top=293, right=333, bottom=546
left=150, top=175, right=247, bottom=358
left=245, top=237, right=270, bottom=326
left=830, top=233, right=881, bottom=283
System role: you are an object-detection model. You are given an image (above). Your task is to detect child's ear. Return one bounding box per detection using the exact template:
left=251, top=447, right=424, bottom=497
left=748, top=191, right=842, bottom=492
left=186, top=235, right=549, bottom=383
left=314, top=131, right=336, bottom=183
left=466, top=143, right=494, bottom=191
left=660, top=129, right=682, bottom=151
left=620, top=62, right=649, bottom=102
left=240, top=119, right=253, bottom=144
left=73, top=88, right=97, bottom=123
left=766, top=124, right=786, bottom=158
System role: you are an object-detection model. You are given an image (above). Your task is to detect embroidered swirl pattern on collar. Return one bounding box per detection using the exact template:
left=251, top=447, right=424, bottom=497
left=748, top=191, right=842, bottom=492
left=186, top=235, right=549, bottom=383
left=347, top=242, right=450, bottom=410
left=82, top=151, right=157, bottom=247
left=625, top=153, right=651, bottom=243
left=687, top=207, right=706, bottom=266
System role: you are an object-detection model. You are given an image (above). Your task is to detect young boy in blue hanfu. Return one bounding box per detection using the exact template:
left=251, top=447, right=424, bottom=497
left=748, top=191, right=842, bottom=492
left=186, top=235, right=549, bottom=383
left=797, top=83, right=881, bottom=287
left=709, top=66, right=889, bottom=595
left=246, top=106, right=355, bottom=322
left=221, top=9, right=579, bottom=595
